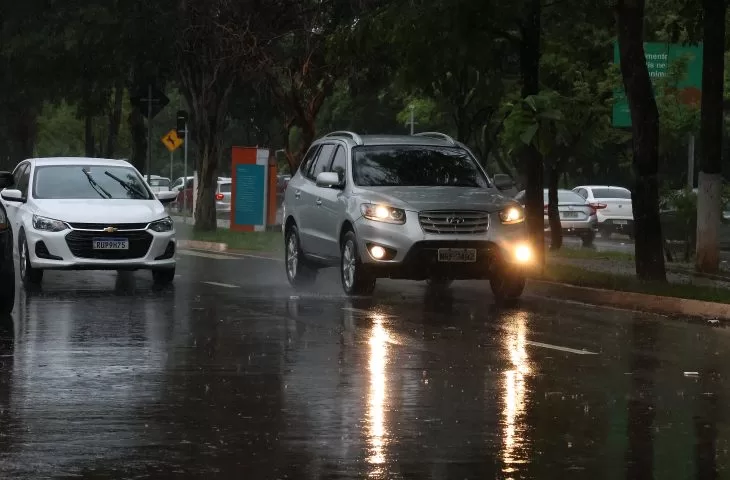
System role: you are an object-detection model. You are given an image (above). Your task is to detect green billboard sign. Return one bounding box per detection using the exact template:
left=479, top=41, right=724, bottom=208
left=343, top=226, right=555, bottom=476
left=613, top=42, right=703, bottom=127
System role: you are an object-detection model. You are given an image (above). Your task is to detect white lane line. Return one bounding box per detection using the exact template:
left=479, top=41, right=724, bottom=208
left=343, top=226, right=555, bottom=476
left=178, top=249, right=240, bottom=260
left=203, top=281, right=239, bottom=288
left=526, top=341, right=597, bottom=355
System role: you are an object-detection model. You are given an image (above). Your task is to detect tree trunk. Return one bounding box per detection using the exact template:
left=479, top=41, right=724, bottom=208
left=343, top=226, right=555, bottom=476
left=520, top=0, right=544, bottom=268
left=106, top=82, right=124, bottom=158
left=615, top=0, right=666, bottom=282
left=128, top=108, right=147, bottom=172
left=8, top=104, right=38, bottom=162
left=548, top=163, right=562, bottom=250
left=695, top=0, right=726, bottom=273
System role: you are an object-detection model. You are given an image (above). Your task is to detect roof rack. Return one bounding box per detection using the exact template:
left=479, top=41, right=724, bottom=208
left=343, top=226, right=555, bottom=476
left=413, top=132, right=457, bottom=145
left=323, top=131, right=363, bottom=145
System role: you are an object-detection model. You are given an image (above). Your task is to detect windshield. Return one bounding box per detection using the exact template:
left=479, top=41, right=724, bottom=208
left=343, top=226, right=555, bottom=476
left=543, top=190, right=586, bottom=204
left=149, top=178, right=170, bottom=187
left=33, top=165, right=153, bottom=200
left=591, top=188, right=631, bottom=199
left=352, top=145, right=489, bottom=188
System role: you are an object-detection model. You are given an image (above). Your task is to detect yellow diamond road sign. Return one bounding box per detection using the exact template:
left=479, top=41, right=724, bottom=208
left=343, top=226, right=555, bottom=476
left=161, top=129, right=183, bottom=152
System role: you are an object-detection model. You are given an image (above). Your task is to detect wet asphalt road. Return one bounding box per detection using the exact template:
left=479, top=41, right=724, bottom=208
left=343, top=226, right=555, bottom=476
left=0, top=249, right=728, bottom=479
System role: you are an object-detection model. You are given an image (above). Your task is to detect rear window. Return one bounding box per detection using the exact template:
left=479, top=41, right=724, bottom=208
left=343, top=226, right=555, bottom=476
left=219, top=183, right=231, bottom=193
left=543, top=190, right=586, bottom=204
left=149, top=178, right=170, bottom=187
left=592, top=188, right=631, bottom=199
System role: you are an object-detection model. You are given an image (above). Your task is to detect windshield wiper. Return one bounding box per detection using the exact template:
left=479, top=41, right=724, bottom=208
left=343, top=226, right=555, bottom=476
left=104, top=171, right=147, bottom=199
left=82, top=168, right=112, bottom=199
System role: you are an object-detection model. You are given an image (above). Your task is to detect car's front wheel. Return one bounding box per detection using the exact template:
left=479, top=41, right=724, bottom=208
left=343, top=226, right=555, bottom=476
left=18, top=232, right=43, bottom=288
left=152, top=268, right=175, bottom=285
left=341, top=231, right=375, bottom=296
left=0, top=244, right=15, bottom=315
left=490, top=270, right=526, bottom=302
left=285, top=225, right=317, bottom=288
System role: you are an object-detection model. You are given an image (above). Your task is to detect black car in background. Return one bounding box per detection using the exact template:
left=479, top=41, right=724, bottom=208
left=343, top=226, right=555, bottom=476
left=0, top=171, right=15, bottom=314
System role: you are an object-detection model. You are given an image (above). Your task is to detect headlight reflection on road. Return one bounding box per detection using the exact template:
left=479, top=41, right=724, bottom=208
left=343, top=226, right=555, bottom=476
left=367, top=313, right=390, bottom=475
left=502, top=311, right=531, bottom=477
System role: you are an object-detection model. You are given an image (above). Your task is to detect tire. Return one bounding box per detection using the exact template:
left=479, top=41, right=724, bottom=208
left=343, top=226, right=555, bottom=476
left=18, top=232, right=43, bottom=288
left=285, top=225, right=317, bottom=288
left=600, top=228, right=611, bottom=240
left=426, top=276, right=453, bottom=289
left=340, top=231, right=375, bottom=296
left=581, top=231, right=596, bottom=247
left=0, top=248, right=14, bottom=315
left=490, top=271, right=526, bottom=302
left=152, top=267, right=175, bottom=285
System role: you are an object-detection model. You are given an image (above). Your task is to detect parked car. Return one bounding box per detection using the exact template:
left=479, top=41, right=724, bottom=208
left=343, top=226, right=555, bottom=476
left=514, top=188, right=601, bottom=246
left=144, top=175, right=171, bottom=193
left=282, top=131, right=532, bottom=300
left=0, top=157, right=178, bottom=288
left=573, top=185, right=633, bottom=239
left=175, top=178, right=195, bottom=213
left=0, top=171, right=15, bottom=314
left=216, top=179, right=231, bottom=215
left=171, top=176, right=194, bottom=193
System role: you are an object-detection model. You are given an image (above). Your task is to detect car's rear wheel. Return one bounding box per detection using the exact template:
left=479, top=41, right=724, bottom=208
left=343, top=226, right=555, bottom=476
left=0, top=243, right=15, bottom=315
left=285, top=225, right=317, bottom=288
left=600, top=227, right=612, bottom=239
left=152, top=267, right=175, bottom=285
left=341, top=231, right=375, bottom=296
left=581, top=231, right=595, bottom=247
left=490, top=270, right=526, bottom=302
left=18, top=232, right=43, bottom=288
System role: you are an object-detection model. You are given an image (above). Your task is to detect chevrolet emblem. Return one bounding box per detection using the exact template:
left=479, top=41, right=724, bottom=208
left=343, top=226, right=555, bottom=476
left=103, top=226, right=118, bottom=233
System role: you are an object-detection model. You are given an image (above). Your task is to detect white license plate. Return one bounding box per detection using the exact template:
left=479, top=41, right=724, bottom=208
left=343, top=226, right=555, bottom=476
left=562, top=211, right=580, bottom=219
left=437, top=248, right=477, bottom=263
left=93, top=238, right=129, bottom=250
left=614, top=220, right=628, bottom=225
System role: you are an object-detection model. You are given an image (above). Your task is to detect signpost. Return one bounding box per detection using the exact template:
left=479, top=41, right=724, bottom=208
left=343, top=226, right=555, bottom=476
left=161, top=129, right=184, bottom=199
left=176, top=111, right=190, bottom=223
left=130, top=85, right=170, bottom=183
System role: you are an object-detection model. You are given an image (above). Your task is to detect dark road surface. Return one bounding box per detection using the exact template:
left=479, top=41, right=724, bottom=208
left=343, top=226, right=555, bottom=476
left=0, top=249, right=728, bottom=479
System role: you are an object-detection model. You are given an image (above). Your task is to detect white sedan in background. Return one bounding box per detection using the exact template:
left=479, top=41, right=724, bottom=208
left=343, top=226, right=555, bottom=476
left=0, top=157, right=178, bottom=288
left=573, top=185, right=634, bottom=239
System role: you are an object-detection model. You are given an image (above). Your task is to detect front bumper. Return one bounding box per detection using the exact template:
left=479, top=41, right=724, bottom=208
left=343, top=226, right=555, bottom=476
left=25, top=226, right=176, bottom=271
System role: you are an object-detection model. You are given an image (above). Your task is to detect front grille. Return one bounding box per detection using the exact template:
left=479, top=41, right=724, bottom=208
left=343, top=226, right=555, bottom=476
left=418, top=210, right=489, bottom=234
left=67, top=222, right=148, bottom=231
left=65, top=231, right=153, bottom=260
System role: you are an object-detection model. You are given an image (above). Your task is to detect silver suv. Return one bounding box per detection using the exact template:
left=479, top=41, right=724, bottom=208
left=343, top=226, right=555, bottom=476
left=282, top=131, right=533, bottom=299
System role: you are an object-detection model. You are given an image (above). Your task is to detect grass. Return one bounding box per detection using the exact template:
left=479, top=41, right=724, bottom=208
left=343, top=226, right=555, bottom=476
left=548, top=246, right=634, bottom=262
left=537, top=263, right=730, bottom=304
left=177, top=223, right=282, bottom=252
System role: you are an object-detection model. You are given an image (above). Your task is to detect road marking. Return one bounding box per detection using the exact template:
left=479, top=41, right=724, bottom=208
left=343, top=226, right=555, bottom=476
left=203, top=281, right=239, bottom=288
left=178, top=249, right=240, bottom=260
left=526, top=341, right=597, bottom=355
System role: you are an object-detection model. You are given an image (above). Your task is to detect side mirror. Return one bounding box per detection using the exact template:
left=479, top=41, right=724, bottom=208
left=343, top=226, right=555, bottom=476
left=156, top=190, right=178, bottom=205
left=493, top=174, right=515, bottom=191
left=1, top=189, right=23, bottom=202
left=316, top=171, right=344, bottom=189
left=0, top=172, right=12, bottom=190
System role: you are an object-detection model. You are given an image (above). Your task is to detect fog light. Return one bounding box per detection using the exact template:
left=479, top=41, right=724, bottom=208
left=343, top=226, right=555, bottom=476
left=370, top=245, right=386, bottom=260
left=515, top=244, right=532, bottom=263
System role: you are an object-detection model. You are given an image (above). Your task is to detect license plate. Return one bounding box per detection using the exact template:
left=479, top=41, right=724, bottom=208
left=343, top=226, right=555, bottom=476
left=562, top=211, right=580, bottom=219
left=93, top=238, right=129, bottom=250
left=614, top=220, right=628, bottom=225
left=437, top=248, right=477, bottom=263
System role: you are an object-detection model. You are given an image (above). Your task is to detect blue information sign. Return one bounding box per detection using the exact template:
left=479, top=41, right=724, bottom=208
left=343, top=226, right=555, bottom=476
left=234, top=164, right=265, bottom=226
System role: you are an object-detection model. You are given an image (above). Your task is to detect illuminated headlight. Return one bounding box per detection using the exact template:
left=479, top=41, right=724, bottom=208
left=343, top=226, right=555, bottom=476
left=361, top=204, right=406, bottom=224
left=499, top=206, right=525, bottom=225
left=515, top=244, right=532, bottom=263
left=149, top=216, right=174, bottom=232
left=32, top=215, right=68, bottom=232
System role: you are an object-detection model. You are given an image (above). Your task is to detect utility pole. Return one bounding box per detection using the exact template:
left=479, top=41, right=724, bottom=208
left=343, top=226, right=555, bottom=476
left=688, top=134, right=695, bottom=189
left=183, top=121, right=189, bottom=224
left=146, top=84, right=153, bottom=184
left=409, top=105, right=415, bottom=135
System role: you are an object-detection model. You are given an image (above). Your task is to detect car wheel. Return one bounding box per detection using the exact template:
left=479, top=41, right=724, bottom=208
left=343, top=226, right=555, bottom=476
left=600, top=228, right=611, bottom=239
left=0, top=250, right=15, bottom=315
left=285, top=226, right=317, bottom=288
left=426, top=276, right=453, bottom=289
left=152, top=268, right=175, bottom=285
left=490, top=271, right=526, bottom=302
left=18, top=232, right=43, bottom=288
left=341, top=231, right=375, bottom=296
left=581, top=231, right=596, bottom=247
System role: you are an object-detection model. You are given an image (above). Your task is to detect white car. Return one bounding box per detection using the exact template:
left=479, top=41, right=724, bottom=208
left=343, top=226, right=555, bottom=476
left=0, top=157, right=179, bottom=288
left=145, top=175, right=171, bottom=193
left=572, top=185, right=633, bottom=239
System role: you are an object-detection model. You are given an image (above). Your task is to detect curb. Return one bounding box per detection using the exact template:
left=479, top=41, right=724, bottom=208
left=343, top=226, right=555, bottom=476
left=178, top=240, right=228, bottom=252
left=528, top=280, right=728, bottom=322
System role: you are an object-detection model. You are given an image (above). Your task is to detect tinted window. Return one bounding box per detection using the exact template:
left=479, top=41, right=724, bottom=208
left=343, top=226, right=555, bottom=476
left=591, top=188, right=631, bottom=199
left=330, top=146, right=347, bottom=182
left=575, top=188, right=587, bottom=198
left=353, top=146, right=488, bottom=188
left=299, top=145, right=320, bottom=176
left=16, top=164, right=30, bottom=196
left=33, top=165, right=153, bottom=200
left=219, top=183, right=231, bottom=193
left=543, top=190, right=586, bottom=204
left=12, top=162, right=28, bottom=189
left=309, top=144, right=336, bottom=179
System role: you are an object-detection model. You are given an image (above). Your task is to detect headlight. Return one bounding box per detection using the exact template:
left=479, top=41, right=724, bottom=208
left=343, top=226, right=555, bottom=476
left=361, top=203, right=406, bottom=224
left=149, top=216, right=174, bottom=232
left=499, top=206, right=525, bottom=225
left=32, top=215, right=68, bottom=232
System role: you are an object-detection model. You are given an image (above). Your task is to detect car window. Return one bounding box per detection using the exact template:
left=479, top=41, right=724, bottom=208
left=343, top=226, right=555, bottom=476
left=592, top=187, right=631, bottom=199
left=330, top=146, right=347, bottom=182
left=543, top=190, right=586, bottom=204
left=219, top=183, right=231, bottom=193
left=575, top=188, right=587, bottom=198
left=299, top=145, right=321, bottom=176
left=352, top=145, right=488, bottom=188
left=12, top=162, right=28, bottom=189
left=309, top=144, right=336, bottom=180
left=33, top=165, right=153, bottom=200
left=16, top=164, right=30, bottom=197
left=149, top=178, right=170, bottom=188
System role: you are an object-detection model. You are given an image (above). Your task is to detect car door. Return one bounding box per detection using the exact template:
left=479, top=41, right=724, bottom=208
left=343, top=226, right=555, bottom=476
left=309, top=144, right=348, bottom=259
left=297, top=143, right=336, bottom=254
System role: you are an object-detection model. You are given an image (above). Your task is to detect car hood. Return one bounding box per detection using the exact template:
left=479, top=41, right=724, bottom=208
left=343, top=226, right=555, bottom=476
left=353, top=186, right=517, bottom=213
left=34, top=199, right=167, bottom=224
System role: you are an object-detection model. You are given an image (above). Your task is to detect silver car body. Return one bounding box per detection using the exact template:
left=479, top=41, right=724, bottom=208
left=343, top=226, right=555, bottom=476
left=216, top=179, right=232, bottom=214
left=515, top=189, right=597, bottom=236
left=283, top=132, right=530, bottom=282
left=573, top=185, right=633, bottom=235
